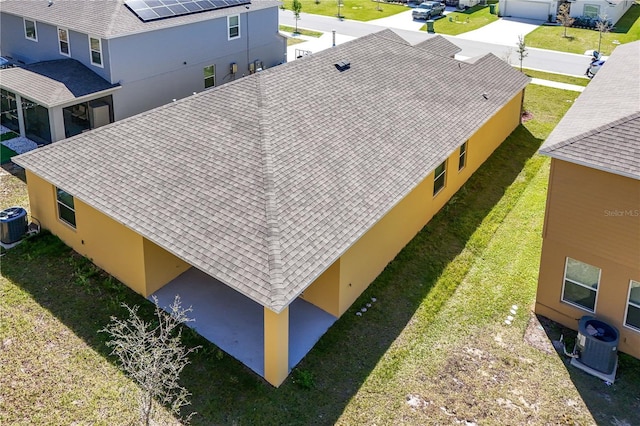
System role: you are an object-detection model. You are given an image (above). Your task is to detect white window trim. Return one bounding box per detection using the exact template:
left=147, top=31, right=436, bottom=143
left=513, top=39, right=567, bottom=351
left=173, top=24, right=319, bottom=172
left=204, top=65, right=215, bottom=88
left=227, top=15, right=240, bottom=40
left=89, top=35, right=103, bottom=68
left=24, top=18, right=37, bottom=41
left=56, top=187, right=76, bottom=229
left=560, top=257, right=600, bottom=313
left=458, top=141, right=467, bottom=171
left=433, top=160, right=446, bottom=196
left=58, top=27, right=70, bottom=57
left=583, top=4, right=601, bottom=18
left=624, top=280, right=640, bottom=332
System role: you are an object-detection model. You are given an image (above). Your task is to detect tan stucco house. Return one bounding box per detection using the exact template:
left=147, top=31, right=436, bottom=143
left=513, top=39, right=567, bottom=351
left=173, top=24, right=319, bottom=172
left=536, top=41, right=640, bottom=360
left=14, top=30, right=530, bottom=386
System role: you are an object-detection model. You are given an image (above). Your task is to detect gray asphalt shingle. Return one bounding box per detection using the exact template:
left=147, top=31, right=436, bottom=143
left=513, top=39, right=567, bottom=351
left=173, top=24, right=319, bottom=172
left=0, top=0, right=280, bottom=39
left=540, top=41, right=640, bottom=179
left=0, top=59, right=119, bottom=107
left=14, top=30, right=529, bottom=312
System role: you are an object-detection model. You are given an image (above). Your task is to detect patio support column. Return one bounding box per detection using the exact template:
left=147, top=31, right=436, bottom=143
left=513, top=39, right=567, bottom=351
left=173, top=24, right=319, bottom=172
left=15, top=93, right=26, bottom=137
left=264, top=306, right=289, bottom=387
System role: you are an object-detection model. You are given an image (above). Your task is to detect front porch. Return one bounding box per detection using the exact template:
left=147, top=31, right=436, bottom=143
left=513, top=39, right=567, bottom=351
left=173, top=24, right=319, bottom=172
left=151, top=268, right=337, bottom=383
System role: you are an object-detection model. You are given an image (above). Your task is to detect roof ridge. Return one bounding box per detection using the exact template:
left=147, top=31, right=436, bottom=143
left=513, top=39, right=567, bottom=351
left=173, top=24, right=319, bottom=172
left=541, top=111, right=640, bottom=154
left=255, top=75, right=287, bottom=312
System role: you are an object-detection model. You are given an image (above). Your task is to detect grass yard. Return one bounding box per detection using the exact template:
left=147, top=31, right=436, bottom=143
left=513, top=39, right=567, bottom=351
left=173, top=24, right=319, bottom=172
left=525, top=3, right=640, bottom=55
left=432, top=5, right=498, bottom=35
left=2, top=84, right=640, bottom=425
left=280, top=0, right=408, bottom=21
left=279, top=25, right=324, bottom=46
left=521, top=68, right=590, bottom=86
left=0, top=144, right=18, bottom=165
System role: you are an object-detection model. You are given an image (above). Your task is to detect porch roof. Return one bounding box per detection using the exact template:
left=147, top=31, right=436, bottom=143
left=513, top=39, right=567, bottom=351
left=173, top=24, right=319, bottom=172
left=540, top=41, right=640, bottom=180
left=0, top=59, right=119, bottom=108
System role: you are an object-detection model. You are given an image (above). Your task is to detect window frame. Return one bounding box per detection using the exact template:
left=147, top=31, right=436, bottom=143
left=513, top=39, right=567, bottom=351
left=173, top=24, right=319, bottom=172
left=204, top=65, right=215, bottom=89
left=624, top=280, right=640, bottom=332
left=458, top=141, right=467, bottom=171
left=24, top=18, right=37, bottom=41
left=583, top=4, right=601, bottom=19
left=561, top=257, right=600, bottom=313
left=58, top=27, right=70, bottom=56
left=228, top=15, right=240, bottom=40
left=433, top=160, right=446, bottom=196
left=56, top=187, right=77, bottom=228
left=89, top=35, right=103, bottom=68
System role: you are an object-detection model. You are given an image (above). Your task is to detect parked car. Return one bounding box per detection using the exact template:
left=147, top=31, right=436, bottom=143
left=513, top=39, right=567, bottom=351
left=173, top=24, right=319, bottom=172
left=412, top=1, right=445, bottom=20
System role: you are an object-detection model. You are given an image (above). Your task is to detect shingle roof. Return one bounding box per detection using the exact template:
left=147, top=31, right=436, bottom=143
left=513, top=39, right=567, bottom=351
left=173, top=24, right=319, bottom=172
left=0, top=0, right=279, bottom=39
left=539, top=41, right=640, bottom=179
left=14, top=30, right=530, bottom=312
left=414, top=35, right=462, bottom=58
left=0, top=59, right=119, bottom=107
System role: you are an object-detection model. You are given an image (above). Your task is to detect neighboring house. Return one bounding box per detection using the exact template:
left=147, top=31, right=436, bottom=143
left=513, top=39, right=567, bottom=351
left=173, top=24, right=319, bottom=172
left=568, top=0, right=635, bottom=24
left=14, top=30, right=530, bottom=386
left=0, top=0, right=285, bottom=144
left=536, top=41, right=640, bottom=360
left=498, top=0, right=558, bottom=21
left=498, top=0, right=633, bottom=23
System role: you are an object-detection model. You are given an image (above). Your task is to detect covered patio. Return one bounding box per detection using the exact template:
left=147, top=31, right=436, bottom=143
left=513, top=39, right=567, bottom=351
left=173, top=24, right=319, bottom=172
left=151, top=268, right=337, bottom=378
left=0, top=59, right=119, bottom=144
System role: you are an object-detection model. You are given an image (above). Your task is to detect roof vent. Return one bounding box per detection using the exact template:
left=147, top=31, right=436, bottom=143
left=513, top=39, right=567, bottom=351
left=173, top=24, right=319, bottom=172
left=334, top=60, right=350, bottom=72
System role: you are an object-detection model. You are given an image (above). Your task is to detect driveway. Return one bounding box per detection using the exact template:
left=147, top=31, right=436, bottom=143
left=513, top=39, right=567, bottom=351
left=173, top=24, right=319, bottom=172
left=454, top=17, right=544, bottom=46
left=368, top=6, right=456, bottom=31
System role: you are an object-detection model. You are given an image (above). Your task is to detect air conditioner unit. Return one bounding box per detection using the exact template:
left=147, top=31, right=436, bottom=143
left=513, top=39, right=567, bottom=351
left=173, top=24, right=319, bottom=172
left=570, top=315, right=619, bottom=382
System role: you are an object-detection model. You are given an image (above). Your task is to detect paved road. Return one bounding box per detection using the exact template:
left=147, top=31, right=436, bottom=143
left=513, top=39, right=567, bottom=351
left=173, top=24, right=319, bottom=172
left=280, top=11, right=592, bottom=76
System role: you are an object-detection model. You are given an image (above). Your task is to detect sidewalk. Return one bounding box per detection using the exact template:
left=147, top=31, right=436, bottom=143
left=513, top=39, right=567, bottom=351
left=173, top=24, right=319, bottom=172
left=284, top=31, right=355, bottom=62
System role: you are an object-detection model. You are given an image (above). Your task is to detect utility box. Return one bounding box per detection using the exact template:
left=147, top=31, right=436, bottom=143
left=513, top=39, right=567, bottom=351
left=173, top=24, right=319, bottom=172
left=0, top=206, right=27, bottom=244
left=570, top=315, right=619, bottom=382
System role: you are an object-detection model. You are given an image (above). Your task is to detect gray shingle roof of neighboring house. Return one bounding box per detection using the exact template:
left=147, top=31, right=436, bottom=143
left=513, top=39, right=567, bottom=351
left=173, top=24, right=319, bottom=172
left=414, top=35, right=462, bottom=58
left=0, top=59, right=119, bottom=107
left=539, top=41, right=640, bottom=180
left=0, top=0, right=280, bottom=39
left=14, top=30, right=530, bottom=313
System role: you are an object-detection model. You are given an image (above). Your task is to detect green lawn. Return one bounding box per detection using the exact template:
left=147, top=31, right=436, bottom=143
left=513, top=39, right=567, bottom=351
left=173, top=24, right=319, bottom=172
left=2, top=84, right=639, bottom=425
left=279, top=25, right=323, bottom=37
left=525, top=3, right=640, bottom=55
left=280, top=0, right=408, bottom=21
left=432, top=5, right=498, bottom=35
left=0, top=144, right=18, bottom=164
left=521, top=68, right=590, bottom=86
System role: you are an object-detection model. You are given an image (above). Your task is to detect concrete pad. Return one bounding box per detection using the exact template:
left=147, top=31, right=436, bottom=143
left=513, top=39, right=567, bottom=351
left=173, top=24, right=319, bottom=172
left=286, top=31, right=355, bottom=62
left=151, top=268, right=337, bottom=379
left=367, top=7, right=455, bottom=32
left=455, top=17, right=544, bottom=46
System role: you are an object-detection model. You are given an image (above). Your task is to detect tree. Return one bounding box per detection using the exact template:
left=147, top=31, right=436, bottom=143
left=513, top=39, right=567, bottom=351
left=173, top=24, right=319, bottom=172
left=292, top=0, right=302, bottom=33
left=101, top=295, right=200, bottom=426
left=556, top=3, right=574, bottom=38
left=516, top=34, right=528, bottom=72
left=595, top=14, right=613, bottom=53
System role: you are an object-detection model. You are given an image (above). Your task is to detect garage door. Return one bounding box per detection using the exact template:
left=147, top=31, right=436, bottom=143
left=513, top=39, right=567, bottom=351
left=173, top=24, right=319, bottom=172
left=504, top=0, right=550, bottom=20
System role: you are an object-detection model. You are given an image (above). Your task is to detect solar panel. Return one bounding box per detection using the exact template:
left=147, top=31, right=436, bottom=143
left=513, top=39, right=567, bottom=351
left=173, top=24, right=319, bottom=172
left=125, top=0, right=251, bottom=22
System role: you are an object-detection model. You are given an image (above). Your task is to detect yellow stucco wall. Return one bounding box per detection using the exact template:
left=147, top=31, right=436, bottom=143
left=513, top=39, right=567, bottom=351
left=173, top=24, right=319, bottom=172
left=330, top=91, right=525, bottom=316
left=143, top=238, right=191, bottom=295
left=299, top=260, right=340, bottom=317
left=536, top=159, right=640, bottom=358
left=264, top=306, right=289, bottom=387
left=25, top=171, right=189, bottom=297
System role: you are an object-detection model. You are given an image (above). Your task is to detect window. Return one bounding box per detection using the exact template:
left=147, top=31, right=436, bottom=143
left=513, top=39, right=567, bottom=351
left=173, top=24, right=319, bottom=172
left=24, top=18, right=37, bottom=41
left=89, top=36, right=103, bottom=67
left=562, top=257, right=600, bottom=312
left=584, top=4, right=600, bottom=19
left=625, top=280, right=640, bottom=331
left=58, top=28, right=70, bottom=56
left=204, top=65, right=215, bottom=88
left=228, top=15, right=240, bottom=39
left=433, top=160, right=446, bottom=196
left=56, top=187, right=76, bottom=228
left=458, top=141, right=467, bottom=171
